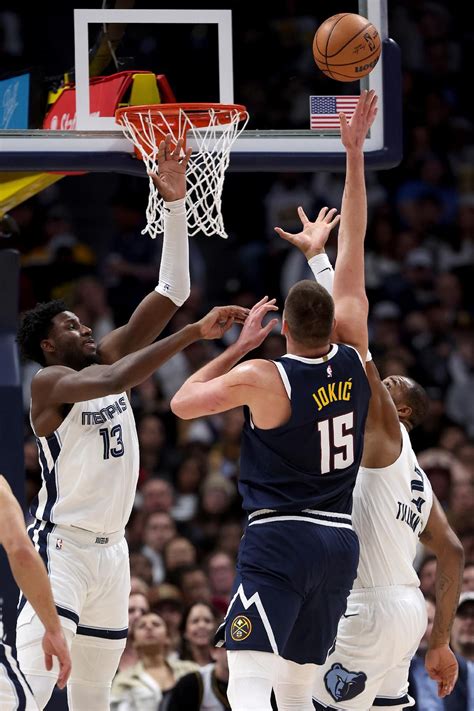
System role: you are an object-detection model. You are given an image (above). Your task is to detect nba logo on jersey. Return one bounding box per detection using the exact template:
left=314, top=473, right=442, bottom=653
left=55, top=539, right=63, bottom=550
left=327, top=365, right=333, bottom=378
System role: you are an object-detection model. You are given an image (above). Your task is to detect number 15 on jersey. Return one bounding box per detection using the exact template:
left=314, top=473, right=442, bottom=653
left=318, top=412, right=354, bottom=474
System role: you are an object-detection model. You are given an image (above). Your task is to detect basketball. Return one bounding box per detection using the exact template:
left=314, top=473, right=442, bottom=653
left=313, top=13, right=381, bottom=82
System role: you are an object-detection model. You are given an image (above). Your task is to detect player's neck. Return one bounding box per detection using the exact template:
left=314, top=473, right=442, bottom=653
left=285, top=338, right=332, bottom=359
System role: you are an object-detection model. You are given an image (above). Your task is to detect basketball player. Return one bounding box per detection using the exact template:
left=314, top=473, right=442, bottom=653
left=0, top=475, right=71, bottom=710
left=15, top=135, right=248, bottom=711
left=275, top=131, right=464, bottom=711
left=170, top=91, right=378, bottom=711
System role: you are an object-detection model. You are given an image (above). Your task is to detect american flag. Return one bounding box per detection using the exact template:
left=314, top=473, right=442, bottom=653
left=310, top=96, right=359, bottom=131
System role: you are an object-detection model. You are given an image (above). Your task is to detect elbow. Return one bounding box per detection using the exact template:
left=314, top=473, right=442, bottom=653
left=6, top=539, right=35, bottom=566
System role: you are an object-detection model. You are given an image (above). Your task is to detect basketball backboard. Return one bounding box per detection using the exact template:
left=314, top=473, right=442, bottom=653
left=0, top=0, right=401, bottom=174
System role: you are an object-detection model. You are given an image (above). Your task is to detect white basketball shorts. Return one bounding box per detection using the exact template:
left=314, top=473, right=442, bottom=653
left=313, top=586, right=427, bottom=710
left=17, top=522, right=130, bottom=652
left=0, top=637, right=38, bottom=710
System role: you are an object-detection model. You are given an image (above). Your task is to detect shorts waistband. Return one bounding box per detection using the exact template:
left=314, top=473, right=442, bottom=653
left=51, top=524, right=125, bottom=546
left=349, top=585, right=422, bottom=602
left=248, top=508, right=353, bottom=530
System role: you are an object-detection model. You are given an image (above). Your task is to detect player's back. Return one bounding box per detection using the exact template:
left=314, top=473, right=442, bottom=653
left=352, top=424, right=433, bottom=588
left=239, top=343, right=370, bottom=515
left=31, top=392, right=139, bottom=534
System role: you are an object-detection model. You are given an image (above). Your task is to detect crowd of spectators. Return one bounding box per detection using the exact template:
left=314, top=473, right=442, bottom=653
left=1, top=1, right=473, bottom=709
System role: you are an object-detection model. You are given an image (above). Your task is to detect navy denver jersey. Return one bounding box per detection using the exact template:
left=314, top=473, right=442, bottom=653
left=239, top=344, right=370, bottom=515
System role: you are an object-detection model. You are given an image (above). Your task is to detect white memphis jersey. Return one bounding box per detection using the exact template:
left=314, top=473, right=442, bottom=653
left=352, top=424, right=433, bottom=588
left=31, top=393, right=139, bottom=534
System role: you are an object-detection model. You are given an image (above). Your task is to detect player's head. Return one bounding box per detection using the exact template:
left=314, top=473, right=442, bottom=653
left=17, top=300, right=98, bottom=369
left=383, top=375, right=429, bottom=431
left=282, top=280, right=334, bottom=349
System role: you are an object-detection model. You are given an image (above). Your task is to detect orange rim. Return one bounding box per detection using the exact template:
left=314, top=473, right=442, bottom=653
left=115, top=102, right=247, bottom=129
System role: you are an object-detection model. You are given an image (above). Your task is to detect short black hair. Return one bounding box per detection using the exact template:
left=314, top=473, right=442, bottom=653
left=404, top=378, right=430, bottom=430
left=17, top=300, right=68, bottom=365
left=284, top=280, right=334, bottom=346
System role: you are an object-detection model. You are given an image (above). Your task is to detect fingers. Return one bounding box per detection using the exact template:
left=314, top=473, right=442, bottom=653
left=298, top=206, right=310, bottom=225
left=57, top=656, right=71, bottom=689
left=274, top=226, right=298, bottom=244
left=156, top=134, right=193, bottom=164
left=44, top=652, right=52, bottom=672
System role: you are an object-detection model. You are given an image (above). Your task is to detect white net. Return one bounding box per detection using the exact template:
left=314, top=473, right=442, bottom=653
left=116, top=105, right=249, bottom=239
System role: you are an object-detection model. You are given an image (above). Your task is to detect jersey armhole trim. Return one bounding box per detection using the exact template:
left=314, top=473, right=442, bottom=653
left=343, top=343, right=366, bottom=369
left=271, top=361, right=291, bottom=399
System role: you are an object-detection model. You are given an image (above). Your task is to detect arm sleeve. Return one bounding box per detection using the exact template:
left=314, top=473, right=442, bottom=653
left=155, top=197, right=190, bottom=306
left=307, top=253, right=334, bottom=295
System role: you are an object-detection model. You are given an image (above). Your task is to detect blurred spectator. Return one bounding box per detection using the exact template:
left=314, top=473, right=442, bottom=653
left=168, top=646, right=230, bottom=710
left=130, top=576, right=150, bottom=597
left=407, top=593, right=472, bottom=710
left=163, top=537, right=198, bottom=575
left=451, top=592, right=474, bottom=662
left=174, top=565, right=212, bottom=608
left=141, top=512, right=177, bottom=584
left=215, top=522, right=244, bottom=559
left=137, top=416, right=176, bottom=482
left=140, top=478, right=175, bottom=516
left=172, top=456, right=207, bottom=523
left=205, top=551, right=236, bottom=616
left=72, top=276, right=115, bottom=343
left=130, top=553, right=154, bottom=588
left=191, top=475, right=238, bottom=552
left=419, top=555, right=437, bottom=598
left=111, top=612, right=198, bottom=711
left=119, top=592, right=150, bottom=673
left=150, top=585, right=185, bottom=659
left=462, top=563, right=474, bottom=593
left=180, top=602, right=220, bottom=667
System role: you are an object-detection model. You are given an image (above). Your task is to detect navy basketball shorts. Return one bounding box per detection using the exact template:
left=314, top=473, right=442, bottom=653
left=216, top=510, right=359, bottom=665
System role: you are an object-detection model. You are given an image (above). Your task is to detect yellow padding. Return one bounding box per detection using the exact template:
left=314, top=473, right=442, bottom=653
left=129, top=73, right=161, bottom=106
left=0, top=173, right=63, bottom=217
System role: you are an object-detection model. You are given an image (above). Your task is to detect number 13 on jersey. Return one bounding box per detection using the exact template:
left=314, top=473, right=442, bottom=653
left=99, top=424, right=125, bottom=459
left=318, top=412, right=354, bottom=474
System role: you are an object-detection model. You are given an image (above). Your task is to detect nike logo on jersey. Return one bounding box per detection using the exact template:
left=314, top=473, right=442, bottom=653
left=343, top=613, right=358, bottom=618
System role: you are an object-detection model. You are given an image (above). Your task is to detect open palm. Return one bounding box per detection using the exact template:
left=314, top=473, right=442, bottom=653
left=274, top=206, right=340, bottom=259
left=149, top=134, right=192, bottom=202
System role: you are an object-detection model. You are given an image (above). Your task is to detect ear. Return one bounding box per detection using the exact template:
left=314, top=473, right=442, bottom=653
left=40, top=338, right=55, bottom=354
left=397, top=403, right=412, bottom=420
left=281, top=317, right=288, bottom=336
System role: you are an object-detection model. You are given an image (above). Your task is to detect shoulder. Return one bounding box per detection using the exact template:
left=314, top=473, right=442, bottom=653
left=32, top=365, right=75, bottom=391
left=229, top=359, right=281, bottom=386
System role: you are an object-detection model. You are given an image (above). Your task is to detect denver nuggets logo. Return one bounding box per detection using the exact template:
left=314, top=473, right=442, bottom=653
left=230, top=615, right=252, bottom=641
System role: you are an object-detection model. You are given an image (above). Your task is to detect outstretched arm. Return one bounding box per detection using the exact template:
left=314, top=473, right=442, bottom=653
left=33, top=305, right=248, bottom=408
left=98, top=135, right=193, bottom=364
left=0, top=477, right=71, bottom=688
left=332, top=90, right=377, bottom=361
left=171, top=297, right=279, bottom=419
left=419, top=495, right=464, bottom=697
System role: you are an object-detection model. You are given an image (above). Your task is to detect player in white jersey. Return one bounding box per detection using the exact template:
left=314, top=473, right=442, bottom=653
left=15, top=135, right=248, bottom=711
left=0, top=475, right=70, bottom=711
left=275, top=147, right=464, bottom=709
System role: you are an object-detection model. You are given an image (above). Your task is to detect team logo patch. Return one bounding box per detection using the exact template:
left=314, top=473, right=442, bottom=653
left=324, top=663, right=367, bottom=702
left=230, top=615, right=252, bottom=641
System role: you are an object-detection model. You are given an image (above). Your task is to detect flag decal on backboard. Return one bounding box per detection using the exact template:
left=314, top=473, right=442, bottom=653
left=310, top=96, right=359, bottom=130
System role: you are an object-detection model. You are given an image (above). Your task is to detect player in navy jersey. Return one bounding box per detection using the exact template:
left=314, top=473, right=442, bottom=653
left=171, top=91, right=378, bottom=711
left=15, top=136, right=248, bottom=711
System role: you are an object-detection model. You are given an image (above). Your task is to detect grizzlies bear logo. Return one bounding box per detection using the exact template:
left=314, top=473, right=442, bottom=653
left=324, top=663, right=367, bottom=702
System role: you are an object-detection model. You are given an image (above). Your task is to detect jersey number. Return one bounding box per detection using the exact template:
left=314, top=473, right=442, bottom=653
left=99, top=425, right=124, bottom=459
left=318, top=412, right=354, bottom=474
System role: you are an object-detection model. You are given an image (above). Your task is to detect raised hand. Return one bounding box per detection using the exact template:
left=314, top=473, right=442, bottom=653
left=236, top=296, right=279, bottom=353
left=148, top=134, right=193, bottom=202
left=197, top=305, right=249, bottom=340
left=425, top=644, right=459, bottom=698
left=340, top=89, right=378, bottom=153
left=274, top=206, right=340, bottom=259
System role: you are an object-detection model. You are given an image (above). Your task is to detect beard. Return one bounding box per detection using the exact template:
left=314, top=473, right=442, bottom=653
left=61, top=345, right=100, bottom=370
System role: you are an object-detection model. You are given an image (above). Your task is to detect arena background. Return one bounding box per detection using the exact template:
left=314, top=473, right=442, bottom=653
left=0, top=1, right=472, bottom=709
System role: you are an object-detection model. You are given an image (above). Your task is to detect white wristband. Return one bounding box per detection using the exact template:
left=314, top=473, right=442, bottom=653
left=366, top=349, right=373, bottom=362
left=308, top=253, right=334, bottom=296
left=155, top=198, right=190, bottom=307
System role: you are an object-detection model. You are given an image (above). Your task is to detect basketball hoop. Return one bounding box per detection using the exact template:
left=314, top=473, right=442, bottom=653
left=115, top=103, right=249, bottom=239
